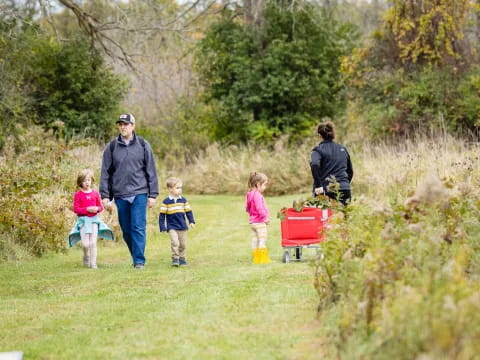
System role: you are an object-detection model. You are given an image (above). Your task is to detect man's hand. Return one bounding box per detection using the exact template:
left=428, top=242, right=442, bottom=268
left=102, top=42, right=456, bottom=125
left=189, top=223, right=195, bottom=229
left=102, top=198, right=113, bottom=213
left=147, top=197, right=156, bottom=209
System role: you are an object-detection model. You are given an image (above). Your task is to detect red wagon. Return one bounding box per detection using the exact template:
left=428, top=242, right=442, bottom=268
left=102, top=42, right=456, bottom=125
left=280, top=207, right=332, bottom=263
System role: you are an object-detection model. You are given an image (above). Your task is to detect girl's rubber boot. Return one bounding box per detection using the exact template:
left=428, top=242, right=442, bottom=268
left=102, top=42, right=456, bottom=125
left=253, top=248, right=261, bottom=264
left=258, top=248, right=271, bottom=264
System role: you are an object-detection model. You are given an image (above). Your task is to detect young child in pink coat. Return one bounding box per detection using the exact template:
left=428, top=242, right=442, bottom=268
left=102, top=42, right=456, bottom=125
left=72, top=169, right=103, bottom=269
left=245, top=172, right=271, bottom=264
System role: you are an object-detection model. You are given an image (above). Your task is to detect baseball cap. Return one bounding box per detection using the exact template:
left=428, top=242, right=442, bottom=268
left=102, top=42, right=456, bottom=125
left=116, top=113, right=135, bottom=124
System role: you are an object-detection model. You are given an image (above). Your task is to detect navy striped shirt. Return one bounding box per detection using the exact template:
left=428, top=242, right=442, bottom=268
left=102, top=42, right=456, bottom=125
left=159, top=196, right=195, bottom=231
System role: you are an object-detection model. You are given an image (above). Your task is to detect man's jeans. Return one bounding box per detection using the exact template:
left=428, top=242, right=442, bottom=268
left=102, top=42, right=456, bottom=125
left=115, top=194, right=148, bottom=265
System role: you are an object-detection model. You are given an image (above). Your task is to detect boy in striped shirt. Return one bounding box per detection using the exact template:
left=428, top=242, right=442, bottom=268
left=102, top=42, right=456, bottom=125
left=159, top=177, right=195, bottom=266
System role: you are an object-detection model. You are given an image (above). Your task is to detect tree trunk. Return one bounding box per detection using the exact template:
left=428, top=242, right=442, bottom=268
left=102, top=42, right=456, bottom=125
left=244, top=0, right=265, bottom=28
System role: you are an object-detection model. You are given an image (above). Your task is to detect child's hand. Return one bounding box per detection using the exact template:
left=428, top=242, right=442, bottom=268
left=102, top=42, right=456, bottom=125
left=102, top=199, right=113, bottom=213
left=87, top=206, right=98, bottom=213
left=190, top=223, right=195, bottom=229
left=265, top=219, right=270, bottom=225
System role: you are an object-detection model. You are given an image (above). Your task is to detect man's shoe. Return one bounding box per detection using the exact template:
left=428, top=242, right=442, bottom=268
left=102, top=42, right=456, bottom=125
left=134, top=263, right=144, bottom=269
left=171, top=258, right=180, bottom=267
left=179, top=258, right=188, bottom=266
left=91, top=264, right=98, bottom=269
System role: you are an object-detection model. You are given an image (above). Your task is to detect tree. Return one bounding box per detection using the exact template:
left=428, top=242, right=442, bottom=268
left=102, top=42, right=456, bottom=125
left=340, top=0, right=479, bottom=139
left=196, top=0, right=355, bottom=143
left=384, top=0, right=470, bottom=67
left=0, top=17, right=127, bottom=145
left=26, top=36, right=127, bottom=139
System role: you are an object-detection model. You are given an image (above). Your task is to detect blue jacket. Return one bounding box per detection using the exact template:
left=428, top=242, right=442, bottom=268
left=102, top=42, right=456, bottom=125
left=159, top=196, right=195, bottom=231
left=99, top=133, right=159, bottom=200
left=310, top=140, right=353, bottom=192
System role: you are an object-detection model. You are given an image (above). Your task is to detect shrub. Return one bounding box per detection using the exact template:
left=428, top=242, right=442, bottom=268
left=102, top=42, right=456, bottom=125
left=0, top=135, right=71, bottom=258
left=24, top=36, right=127, bottom=140
left=0, top=20, right=127, bottom=146
left=196, top=1, right=355, bottom=144
left=340, top=0, right=477, bottom=139
left=313, top=170, right=480, bottom=358
left=0, top=127, right=121, bottom=261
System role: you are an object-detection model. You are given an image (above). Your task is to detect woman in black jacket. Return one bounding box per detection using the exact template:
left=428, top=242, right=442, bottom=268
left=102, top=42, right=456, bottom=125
left=310, top=121, right=353, bottom=205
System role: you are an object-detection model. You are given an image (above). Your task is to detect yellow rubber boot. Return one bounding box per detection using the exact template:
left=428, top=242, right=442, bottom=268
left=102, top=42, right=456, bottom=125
left=258, top=248, right=271, bottom=264
left=252, top=248, right=261, bottom=264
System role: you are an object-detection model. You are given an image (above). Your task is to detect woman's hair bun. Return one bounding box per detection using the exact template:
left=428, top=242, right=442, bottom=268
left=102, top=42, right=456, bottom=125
left=317, top=120, right=335, bottom=140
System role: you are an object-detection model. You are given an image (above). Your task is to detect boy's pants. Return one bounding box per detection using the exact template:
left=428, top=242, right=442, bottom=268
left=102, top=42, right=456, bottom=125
left=250, top=222, right=268, bottom=249
left=168, top=230, right=187, bottom=259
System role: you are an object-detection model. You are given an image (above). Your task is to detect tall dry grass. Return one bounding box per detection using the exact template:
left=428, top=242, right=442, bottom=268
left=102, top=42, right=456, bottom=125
left=13, top=133, right=478, bottom=202
left=174, top=139, right=314, bottom=195
left=175, top=135, right=480, bottom=200
left=353, top=136, right=480, bottom=201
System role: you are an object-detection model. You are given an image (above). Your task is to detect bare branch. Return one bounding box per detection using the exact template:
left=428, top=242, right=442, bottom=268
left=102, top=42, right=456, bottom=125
left=45, top=0, right=220, bottom=71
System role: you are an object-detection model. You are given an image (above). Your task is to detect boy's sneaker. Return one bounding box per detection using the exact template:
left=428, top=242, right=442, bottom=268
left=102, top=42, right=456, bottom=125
left=171, top=258, right=180, bottom=267
left=83, top=256, right=89, bottom=267
left=90, top=264, right=98, bottom=269
left=134, top=263, right=144, bottom=269
left=179, top=258, right=188, bottom=266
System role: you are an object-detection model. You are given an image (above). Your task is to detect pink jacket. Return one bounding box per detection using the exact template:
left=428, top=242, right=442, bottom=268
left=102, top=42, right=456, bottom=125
left=73, top=190, right=103, bottom=217
left=245, top=190, right=269, bottom=223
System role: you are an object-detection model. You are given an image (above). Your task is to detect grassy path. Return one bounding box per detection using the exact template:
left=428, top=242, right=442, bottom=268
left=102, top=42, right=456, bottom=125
left=1, top=195, right=328, bottom=359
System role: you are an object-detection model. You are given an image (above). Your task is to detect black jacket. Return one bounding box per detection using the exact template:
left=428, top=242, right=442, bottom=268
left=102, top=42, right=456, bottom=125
left=310, top=140, right=353, bottom=192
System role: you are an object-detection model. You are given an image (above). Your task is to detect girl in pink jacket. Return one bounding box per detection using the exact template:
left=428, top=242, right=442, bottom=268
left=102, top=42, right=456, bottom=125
left=73, top=169, right=103, bottom=268
left=245, top=172, right=271, bottom=264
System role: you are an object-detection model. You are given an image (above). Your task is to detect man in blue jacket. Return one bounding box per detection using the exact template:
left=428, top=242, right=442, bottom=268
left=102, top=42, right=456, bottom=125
left=100, top=113, right=159, bottom=268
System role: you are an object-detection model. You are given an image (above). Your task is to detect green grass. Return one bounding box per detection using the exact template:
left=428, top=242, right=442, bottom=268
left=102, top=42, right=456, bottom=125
left=0, top=194, right=330, bottom=360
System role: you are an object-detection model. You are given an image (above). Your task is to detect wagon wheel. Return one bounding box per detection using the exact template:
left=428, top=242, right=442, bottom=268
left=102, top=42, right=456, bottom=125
left=295, top=247, right=302, bottom=261
left=282, top=250, right=290, bottom=263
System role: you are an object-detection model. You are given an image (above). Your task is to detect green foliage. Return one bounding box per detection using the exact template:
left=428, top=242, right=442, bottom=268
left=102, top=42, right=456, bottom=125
left=24, top=36, right=127, bottom=140
left=0, top=20, right=34, bottom=148
left=384, top=0, right=470, bottom=67
left=137, top=96, right=213, bottom=167
left=0, top=134, right=71, bottom=259
left=0, top=20, right=127, bottom=146
left=342, top=64, right=480, bottom=138
left=339, top=1, right=479, bottom=139
left=455, top=65, right=480, bottom=128
left=0, top=127, right=123, bottom=261
left=196, top=1, right=355, bottom=143
left=314, top=174, right=480, bottom=358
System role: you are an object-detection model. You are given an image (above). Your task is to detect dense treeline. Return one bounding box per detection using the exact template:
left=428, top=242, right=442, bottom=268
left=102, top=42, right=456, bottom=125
left=2, top=1, right=480, bottom=156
